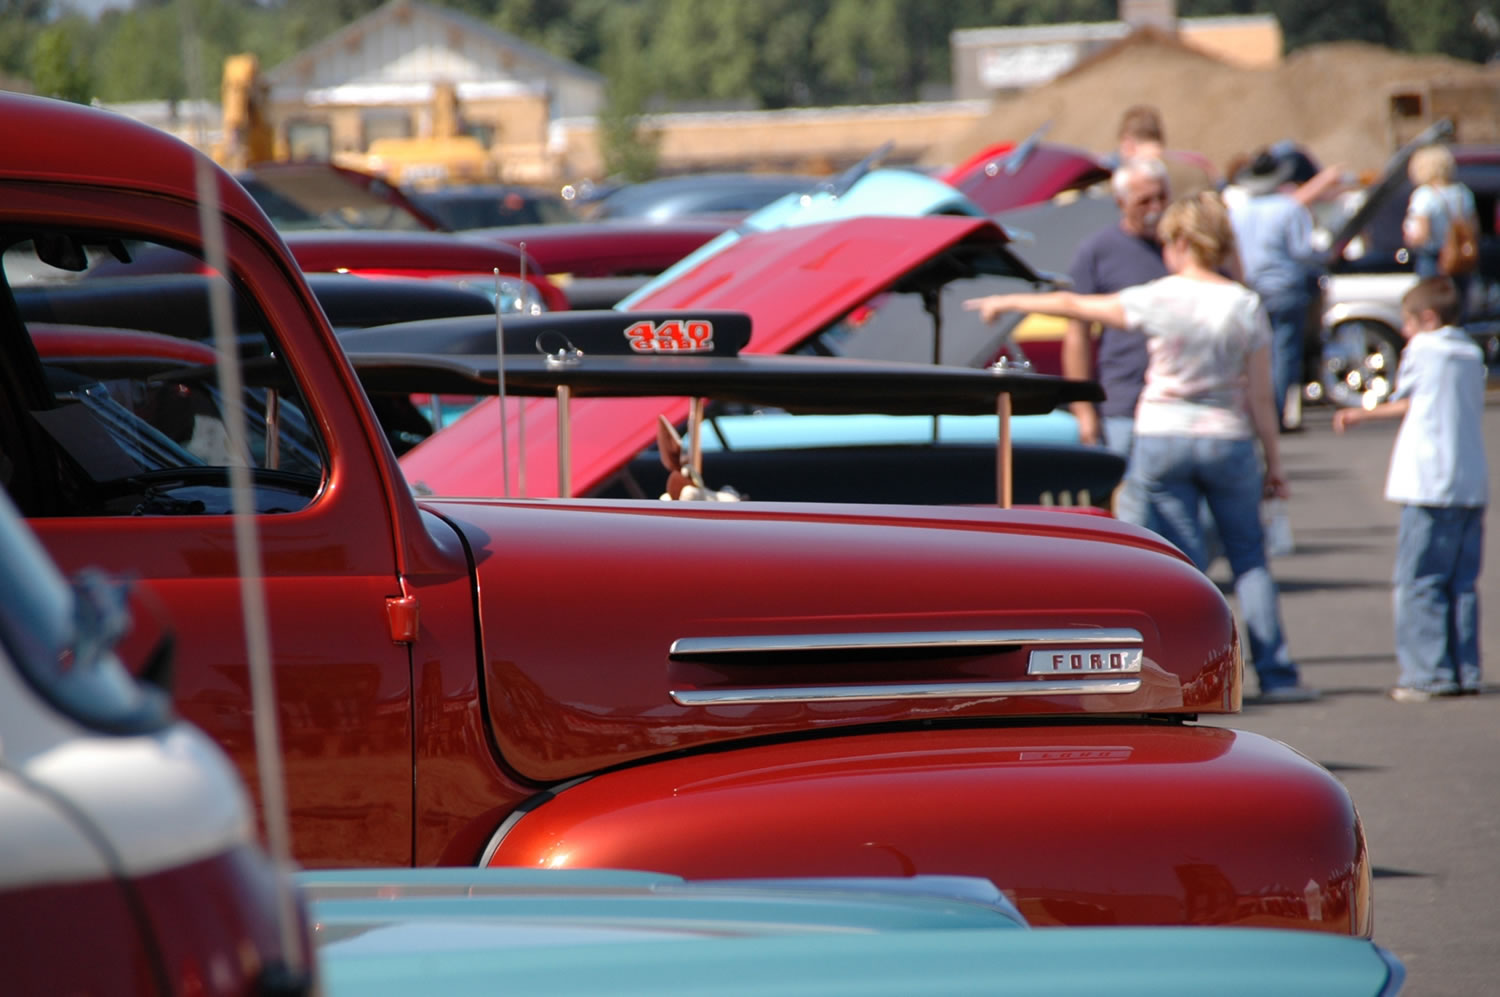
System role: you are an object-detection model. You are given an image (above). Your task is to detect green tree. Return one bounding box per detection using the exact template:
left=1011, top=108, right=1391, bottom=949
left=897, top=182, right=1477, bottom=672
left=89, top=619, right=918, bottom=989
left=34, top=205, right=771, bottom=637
left=1386, top=0, right=1495, bottom=61
left=0, top=0, right=48, bottom=79
left=645, top=0, right=829, bottom=108
left=596, top=4, right=659, bottom=180
left=29, top=21, right=92, bottom=103
left=93, top=5, right=186, bottom=101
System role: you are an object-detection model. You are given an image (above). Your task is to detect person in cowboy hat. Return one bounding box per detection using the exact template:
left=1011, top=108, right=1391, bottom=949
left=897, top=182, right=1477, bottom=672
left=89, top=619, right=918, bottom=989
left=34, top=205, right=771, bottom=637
left=1227, top=146, right=1326, bottom=431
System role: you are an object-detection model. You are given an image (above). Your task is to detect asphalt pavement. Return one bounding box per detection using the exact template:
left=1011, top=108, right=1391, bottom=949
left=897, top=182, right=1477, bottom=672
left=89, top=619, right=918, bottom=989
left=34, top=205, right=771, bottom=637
left=1199, top=388, right=1500, bottom=997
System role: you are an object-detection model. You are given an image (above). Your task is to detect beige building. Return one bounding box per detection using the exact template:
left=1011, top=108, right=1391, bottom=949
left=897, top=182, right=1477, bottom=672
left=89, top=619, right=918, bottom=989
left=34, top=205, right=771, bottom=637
left=262, top=0, right=603, bottom=182
left=952, top=8, right=1281, bottom=99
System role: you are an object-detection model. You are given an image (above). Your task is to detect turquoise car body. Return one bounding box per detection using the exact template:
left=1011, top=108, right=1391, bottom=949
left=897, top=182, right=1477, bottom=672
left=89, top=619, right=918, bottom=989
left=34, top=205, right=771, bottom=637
left=304, top=869, right=1403, bottom=997
left=697, top=410, right=1080, bottom=452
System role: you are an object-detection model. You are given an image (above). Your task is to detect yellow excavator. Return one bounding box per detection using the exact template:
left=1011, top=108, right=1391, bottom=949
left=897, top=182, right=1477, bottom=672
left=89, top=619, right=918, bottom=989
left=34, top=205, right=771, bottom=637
left=336, top=80, right=498, bottom=189
left=213, top=53, right=279, bottom=170
left=214, top=54, right=495, bottom=188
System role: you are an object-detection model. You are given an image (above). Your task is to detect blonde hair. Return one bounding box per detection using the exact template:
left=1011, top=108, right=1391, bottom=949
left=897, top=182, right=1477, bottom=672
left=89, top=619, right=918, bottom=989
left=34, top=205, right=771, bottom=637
left=1409, top=144, right=1456, bottom=186
left=1157, top=191, right=1237, bottom=271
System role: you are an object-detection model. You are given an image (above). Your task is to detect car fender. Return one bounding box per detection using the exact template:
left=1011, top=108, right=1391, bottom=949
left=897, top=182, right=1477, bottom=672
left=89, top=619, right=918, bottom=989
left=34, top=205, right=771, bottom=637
left=1322, top=298, right=1406, bottom=336
left=482, top=724, right=1371, bottom=936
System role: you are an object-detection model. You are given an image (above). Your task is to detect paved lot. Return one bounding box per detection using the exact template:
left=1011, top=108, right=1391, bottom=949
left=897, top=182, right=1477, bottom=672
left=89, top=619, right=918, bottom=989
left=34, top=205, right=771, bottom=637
left=1200, top=390, right=1500, bottom=996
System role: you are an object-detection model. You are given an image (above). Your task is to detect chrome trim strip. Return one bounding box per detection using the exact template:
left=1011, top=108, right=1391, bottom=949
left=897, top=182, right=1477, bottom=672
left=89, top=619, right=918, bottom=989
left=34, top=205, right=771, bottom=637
left=668, top=628, right=1143, bottom=658
left=476, top=774, right=592, bottom=867
left=669, top=677, right=1142, bottom=706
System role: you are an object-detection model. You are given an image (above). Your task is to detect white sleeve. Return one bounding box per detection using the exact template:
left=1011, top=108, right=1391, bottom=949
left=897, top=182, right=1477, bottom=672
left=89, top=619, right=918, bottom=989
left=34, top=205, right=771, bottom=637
left=1117, top=280, right=1159, bottom=334
left=1389, top=342, right=1422, bottom=402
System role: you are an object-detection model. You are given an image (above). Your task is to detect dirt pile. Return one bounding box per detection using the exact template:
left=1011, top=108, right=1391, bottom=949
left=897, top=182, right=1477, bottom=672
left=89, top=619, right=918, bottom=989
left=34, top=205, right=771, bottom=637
left=935, top=34, right=1500, bottom=178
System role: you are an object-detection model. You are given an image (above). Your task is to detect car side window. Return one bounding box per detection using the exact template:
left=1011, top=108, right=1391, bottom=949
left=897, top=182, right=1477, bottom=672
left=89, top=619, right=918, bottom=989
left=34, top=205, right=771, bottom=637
left=0, top=227, right=326, bottom=517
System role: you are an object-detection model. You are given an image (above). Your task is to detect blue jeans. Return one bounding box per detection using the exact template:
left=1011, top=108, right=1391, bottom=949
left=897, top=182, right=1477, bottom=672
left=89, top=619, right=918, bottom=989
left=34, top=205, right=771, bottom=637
left=1101, top=414, right=1151, bottom=530
left=1130, top=434, right=1301, bottom=692
left=1394, top=504, right=1485, bottom=692
left=1261, top=290, right=1310, bottom=426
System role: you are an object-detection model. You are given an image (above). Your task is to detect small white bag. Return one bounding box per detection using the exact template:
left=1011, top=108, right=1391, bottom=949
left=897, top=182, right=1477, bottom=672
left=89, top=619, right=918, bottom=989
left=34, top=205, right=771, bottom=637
left=1261, top=498, right=1295, bottom=557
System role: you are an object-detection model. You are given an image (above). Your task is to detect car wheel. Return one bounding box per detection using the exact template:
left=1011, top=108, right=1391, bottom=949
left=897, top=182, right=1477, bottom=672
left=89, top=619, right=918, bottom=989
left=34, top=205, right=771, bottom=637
left=1308, top=319, right=1403, bottom=408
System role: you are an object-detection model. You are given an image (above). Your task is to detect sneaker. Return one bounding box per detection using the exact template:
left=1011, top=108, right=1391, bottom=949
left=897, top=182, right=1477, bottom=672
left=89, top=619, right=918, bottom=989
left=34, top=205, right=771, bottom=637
left=1255, top=685, right=1322, bottom=704
left=1388, top=686, right=1462, bottom=703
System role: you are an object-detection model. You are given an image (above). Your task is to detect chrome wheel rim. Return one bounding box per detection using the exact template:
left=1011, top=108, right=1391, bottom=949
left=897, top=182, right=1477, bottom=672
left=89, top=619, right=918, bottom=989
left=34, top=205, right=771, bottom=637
left=1314, top=320, right=1400, bottom=408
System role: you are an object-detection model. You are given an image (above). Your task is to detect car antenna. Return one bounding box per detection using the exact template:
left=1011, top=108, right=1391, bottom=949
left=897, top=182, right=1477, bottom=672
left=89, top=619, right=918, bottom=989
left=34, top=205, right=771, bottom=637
left=494, top=267, right=512, bottom=498
left=818, top=140, right=896, bottom=200
left=179, top=1, right=308, bottom=988
left=517, top=244, right=528, bottom=497
left=995, top=122, right=1051, bottom=177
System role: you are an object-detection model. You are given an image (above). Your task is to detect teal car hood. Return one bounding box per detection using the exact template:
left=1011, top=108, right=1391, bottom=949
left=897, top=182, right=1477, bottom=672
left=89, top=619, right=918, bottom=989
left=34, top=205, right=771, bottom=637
left=306, top=868, right=1402, bottom=997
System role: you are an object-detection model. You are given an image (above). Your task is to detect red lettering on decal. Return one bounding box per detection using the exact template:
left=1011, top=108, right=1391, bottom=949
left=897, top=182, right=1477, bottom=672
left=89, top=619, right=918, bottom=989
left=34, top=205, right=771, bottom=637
left=625, top=320, right=655, bottom=352
left=686, top=320, right=713, bottom=349
left=625, top=319, right=716, bottom=353
left=655, top=320, right=685, bottom=349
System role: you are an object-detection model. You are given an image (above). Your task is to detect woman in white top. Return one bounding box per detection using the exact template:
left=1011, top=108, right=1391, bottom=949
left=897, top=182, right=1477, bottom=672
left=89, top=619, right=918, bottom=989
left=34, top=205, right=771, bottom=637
left=965, top=191, right=1314, bottom=702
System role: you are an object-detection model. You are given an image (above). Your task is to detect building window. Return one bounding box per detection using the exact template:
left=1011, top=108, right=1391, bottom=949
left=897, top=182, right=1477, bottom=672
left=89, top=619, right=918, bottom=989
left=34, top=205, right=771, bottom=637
left=286, top=120, right=332, bottom=162
left=362, top=111, right=413, bottom=149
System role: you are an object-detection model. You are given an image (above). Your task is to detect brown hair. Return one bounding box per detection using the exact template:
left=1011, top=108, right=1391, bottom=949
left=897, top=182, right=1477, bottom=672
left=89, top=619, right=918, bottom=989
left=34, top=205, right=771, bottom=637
left=1118, top=104, right=1165, bottom=143
left=1401, top=276, right=1461, bottom=325
left=1157, top=190, right=1237, bottom=271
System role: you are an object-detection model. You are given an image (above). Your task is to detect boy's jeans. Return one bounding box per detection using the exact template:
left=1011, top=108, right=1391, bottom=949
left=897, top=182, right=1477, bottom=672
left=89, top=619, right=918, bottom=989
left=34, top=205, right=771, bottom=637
left=1130, top=434, right=1301, bottom=692
left=1394, top=504, right=1485, bottom=692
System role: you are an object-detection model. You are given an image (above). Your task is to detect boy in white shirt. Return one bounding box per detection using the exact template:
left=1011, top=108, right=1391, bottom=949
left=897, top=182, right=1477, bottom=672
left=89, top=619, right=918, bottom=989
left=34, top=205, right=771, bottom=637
left=1334, top=277, right=1488, bottom=700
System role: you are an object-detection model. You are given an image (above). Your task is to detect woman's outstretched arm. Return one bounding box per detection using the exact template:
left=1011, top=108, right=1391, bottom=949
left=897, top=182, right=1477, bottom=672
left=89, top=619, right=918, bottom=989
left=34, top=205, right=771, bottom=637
left=964, top=290, right=1128, bottom=330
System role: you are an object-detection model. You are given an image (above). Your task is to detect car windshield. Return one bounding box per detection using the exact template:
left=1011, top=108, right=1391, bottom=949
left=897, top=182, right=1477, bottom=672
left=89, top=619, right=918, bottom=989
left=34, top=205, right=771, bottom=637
left=240, top=170, right=434, bottom=232
left=415, top=189, right=574, bottom=230
left=2, top=229, right=328, bottom=518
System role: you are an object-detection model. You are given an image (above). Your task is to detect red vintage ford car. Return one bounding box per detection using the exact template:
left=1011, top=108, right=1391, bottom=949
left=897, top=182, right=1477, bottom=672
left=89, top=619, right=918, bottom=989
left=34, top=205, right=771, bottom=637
left=1, top=91, right=1368, bottom=934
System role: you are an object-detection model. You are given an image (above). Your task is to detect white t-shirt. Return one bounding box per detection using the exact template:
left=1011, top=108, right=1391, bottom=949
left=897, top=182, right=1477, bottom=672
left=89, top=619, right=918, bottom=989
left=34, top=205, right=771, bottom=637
left=1117, top=275, right=1271, bottom=439
left=1384, top=325, right=1488, bottom=507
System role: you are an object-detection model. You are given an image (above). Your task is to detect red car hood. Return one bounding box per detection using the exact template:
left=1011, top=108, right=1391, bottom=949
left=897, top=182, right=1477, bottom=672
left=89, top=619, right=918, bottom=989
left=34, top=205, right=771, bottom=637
left=940, top=141, right=1110, bottom=216
left=400, top=216, right=1028, bottom=499
left=421, top=496, right=1236, bottom=782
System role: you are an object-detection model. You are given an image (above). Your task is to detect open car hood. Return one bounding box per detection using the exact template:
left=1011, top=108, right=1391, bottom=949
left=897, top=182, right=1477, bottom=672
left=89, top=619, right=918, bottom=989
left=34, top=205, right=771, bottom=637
left=399, top=216, right=1044, bottom=498
left=616, top=167, right=986, bottom=309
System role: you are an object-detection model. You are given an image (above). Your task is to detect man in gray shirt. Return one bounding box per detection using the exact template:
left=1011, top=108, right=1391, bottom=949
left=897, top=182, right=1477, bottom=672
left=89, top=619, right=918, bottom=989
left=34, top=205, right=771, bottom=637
left=1062, top=157, right=1169, bottom=525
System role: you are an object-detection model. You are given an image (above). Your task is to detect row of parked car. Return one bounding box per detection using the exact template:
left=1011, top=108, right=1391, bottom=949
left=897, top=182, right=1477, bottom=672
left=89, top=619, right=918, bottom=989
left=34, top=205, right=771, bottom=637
left=1, top=91, right=1413, bottom=993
